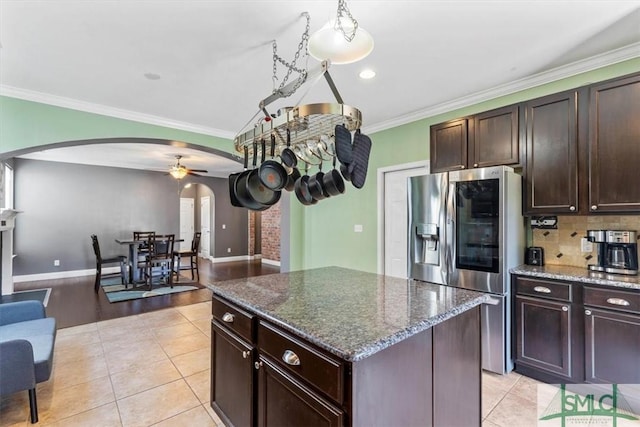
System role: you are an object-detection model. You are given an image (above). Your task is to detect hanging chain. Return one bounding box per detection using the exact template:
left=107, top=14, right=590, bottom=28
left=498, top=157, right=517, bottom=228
left=335, top=0, right=358, bottom=42
left=272, top=12, right=310, bottom=97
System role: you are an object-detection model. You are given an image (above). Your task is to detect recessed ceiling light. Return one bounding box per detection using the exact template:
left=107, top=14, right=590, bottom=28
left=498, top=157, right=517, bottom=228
left=359, top=69, right=376, bottom=80
left=144, top=72, right=161, bottom=80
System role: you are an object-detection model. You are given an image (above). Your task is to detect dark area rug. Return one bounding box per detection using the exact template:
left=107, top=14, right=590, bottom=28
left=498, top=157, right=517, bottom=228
left=100, top=276, right=203, bottom=303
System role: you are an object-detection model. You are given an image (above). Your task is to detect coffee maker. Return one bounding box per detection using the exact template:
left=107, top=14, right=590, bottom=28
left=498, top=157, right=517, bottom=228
left=586, top=230, right=638, bottom=275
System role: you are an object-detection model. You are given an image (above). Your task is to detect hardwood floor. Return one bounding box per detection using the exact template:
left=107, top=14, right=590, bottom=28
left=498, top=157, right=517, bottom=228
left=13, top=259, right=280, bottom=329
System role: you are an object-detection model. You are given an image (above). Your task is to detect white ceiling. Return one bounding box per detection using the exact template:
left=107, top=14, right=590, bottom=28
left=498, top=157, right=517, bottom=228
left=1, top=1, right=639, bottom=174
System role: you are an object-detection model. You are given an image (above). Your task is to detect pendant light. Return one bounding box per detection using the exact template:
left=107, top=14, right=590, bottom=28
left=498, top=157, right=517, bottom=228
left=308, top=0, right=374, bottom=64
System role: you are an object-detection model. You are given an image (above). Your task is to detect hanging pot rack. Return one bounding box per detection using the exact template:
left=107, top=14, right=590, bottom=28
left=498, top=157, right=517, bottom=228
left=233, top=60, right=362, bottom=164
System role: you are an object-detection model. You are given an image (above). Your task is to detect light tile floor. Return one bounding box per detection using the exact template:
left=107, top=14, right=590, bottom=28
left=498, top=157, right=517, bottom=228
left=0, top=301, right=558, bottom=426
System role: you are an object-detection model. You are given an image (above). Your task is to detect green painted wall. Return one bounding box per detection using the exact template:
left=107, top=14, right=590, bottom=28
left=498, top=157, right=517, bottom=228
left=2, top=58, right=639, bottom=274
left=0, top=96, right=231, bottom=154
left=294, top=58, right=640, bottom=273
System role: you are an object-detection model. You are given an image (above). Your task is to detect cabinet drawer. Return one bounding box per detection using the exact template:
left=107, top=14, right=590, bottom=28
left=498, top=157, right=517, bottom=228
left=584, top=287, right=640, bottom=314
left=258, top=321, right=344, bottom=404
left=515, top=277, right=572, bottom=302
left=212, top=295, right=254, bottom=343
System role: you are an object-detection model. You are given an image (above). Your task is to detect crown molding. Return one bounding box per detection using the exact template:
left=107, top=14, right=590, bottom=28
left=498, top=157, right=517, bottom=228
left=364, top=42, right=640, bottom=135
left=2, top=43, right=639, bottom=139
left=0, top=85, right=236, bottom=140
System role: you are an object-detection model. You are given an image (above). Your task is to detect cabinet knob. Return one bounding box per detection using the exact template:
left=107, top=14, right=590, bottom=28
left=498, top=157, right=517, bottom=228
left=254, top=361, right=263, bottom=370
left=591, top=205, right=598, bottom=210
left=533, top=286, right=551, bottom=294
left=460, top=165, right=465, bottom=169
left=569, top=206, right=576, bottom=212
left=562, top=306, right=569, bottom=312
left=282, top=350, right=301, bottom=366
left=222, top=312, right=235, bottom=323
left=585, top=309, right=592, bottom=316
left=473, top=163, right=478, bottom=168
left=242, top=351, right=250, bottom=359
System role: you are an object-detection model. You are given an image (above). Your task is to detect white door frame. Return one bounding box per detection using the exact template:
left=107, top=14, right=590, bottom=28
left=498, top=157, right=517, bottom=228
left=377, top=161, right=429, bottom=275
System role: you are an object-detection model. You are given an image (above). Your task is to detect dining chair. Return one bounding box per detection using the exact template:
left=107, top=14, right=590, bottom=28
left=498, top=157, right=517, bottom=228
left=142, top=234, right=175, bottom=290
left=90, top=235, right=128, bottom=292
left=133, top=231, right=155, bottom=278
left=173, top=231, right=201, bottom=282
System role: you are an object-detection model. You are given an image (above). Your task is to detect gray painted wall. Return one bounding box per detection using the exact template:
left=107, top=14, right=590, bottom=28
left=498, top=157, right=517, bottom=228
left=13, top=159, right=249, bottom=275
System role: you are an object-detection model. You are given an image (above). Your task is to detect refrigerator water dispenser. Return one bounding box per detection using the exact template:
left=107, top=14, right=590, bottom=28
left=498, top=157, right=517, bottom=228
left=416, top=223, right=439, bottom=265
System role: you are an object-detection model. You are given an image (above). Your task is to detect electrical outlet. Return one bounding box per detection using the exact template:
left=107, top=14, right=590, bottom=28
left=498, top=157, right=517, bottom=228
left=227, top=248, right=231, bottom=253
left=53, top=260, right=60, bottom=267
left=581, top=238, right=593, bottom=253
left=222, top=224, right=226, bottom=229
left=354, top=224, right=363, bottom=233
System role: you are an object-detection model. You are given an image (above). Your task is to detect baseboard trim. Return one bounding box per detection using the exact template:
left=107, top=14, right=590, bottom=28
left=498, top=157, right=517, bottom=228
left=261, top=259, right=281, bottom=267
left=209, top=255, right=259, bottom=263
left=13, top=267, right=119, bottom=283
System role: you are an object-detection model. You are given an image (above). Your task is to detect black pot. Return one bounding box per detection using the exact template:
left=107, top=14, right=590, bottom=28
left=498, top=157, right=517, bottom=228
left=284, top=167, right=301, bottom=192
left=294, top=174, right=316, bottom=206
left=308, top=170, right=328, bottom=201
left=322, top=169, right=345, bottom=196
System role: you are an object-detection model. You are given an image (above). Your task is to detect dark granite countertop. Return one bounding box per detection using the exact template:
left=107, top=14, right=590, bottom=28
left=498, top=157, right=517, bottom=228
left=206, top=267, right=489, bottom=362
left=511, top=264, right=640, bottom=290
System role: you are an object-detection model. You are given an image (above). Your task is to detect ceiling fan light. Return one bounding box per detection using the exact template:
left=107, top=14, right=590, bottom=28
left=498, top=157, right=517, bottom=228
left=308, top=17, right=374, bottom=65
left=169, top=167, right=188, bottom=180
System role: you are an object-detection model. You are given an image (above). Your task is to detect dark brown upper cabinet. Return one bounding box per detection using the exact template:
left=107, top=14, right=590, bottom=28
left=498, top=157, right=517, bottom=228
left=430, top=118, right=468, bottom=173
left=588, top=73, right=640, bottom=213
left=523, top=91, right=579, bottom=215
left=430, top=105, right=519, bottom=173
left=470, top=105, right=520, bottom=169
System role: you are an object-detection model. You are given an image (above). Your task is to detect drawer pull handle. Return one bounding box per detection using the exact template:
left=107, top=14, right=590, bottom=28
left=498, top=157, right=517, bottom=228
left=254, top=361, right=263, bottom=370
left=606, top=298, right=630, bottom=307
left=562, top=306, right=568, bottom=312
left=282, top=350, right=301, bottom=366
left=533, top=286, right=552, bottom=294
left=585, top=310, right=592, bottom=315
left=242, top=351, right=250, bottom=359
left=222, top=312, right=235, bottom=323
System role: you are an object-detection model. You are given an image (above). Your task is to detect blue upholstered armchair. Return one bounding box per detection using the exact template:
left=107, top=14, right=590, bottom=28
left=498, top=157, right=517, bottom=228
left=0, top=300, right=56, bottom=423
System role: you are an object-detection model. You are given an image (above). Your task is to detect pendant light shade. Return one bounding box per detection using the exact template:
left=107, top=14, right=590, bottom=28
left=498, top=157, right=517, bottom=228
left=308, top=17, right=374, bottom=64
left=169, top=166, right=188, bottom=180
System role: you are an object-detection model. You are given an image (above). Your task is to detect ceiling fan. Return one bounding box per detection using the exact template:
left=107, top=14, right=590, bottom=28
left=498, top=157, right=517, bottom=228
left=167, top=155, right=208, bottom=179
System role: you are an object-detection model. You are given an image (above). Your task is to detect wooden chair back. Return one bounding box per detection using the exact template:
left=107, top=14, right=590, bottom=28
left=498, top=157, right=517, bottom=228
left=191, top=232, right=202, bottom=253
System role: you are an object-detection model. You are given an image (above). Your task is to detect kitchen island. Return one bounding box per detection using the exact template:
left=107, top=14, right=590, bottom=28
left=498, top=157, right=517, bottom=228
left=206, top=266, right=489, bottom=427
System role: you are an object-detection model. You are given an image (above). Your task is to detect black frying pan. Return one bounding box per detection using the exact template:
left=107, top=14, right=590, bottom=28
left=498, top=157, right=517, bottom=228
left=285, top=166, right=301, bottom=192
left=280, top=128, right=297, bottom=168
left=259, top=135, right=288, bottom=191
left=234, top=142, right=269, bottom=211
left=245, top=140, right=281, bottom=208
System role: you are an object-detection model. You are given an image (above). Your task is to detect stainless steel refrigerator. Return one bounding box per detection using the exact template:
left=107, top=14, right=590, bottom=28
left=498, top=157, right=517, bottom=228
left=408, top=165, right=524, bottom=374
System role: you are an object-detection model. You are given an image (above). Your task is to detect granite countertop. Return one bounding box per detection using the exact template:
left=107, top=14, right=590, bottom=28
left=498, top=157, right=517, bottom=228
left=206, top=266, right=489, bottom=362
left=511, top=264, right=640, bottom=290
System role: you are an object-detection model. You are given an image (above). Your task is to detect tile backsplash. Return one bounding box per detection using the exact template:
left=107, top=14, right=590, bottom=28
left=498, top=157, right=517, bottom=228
left=531, top=215, right=640, bottom=268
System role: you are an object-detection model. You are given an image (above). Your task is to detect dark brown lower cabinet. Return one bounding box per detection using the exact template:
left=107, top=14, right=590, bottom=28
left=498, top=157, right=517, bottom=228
left=256, top=356, right=344, bottom=427
left=514, top=275, right=640, bottom=385
left=584, top=307, right=640, bottom=384
left=211, top=295, right=483, bottom=426
left=211, top=321, right=254, bottom=427
left=515, top=296, right=572, bottom=379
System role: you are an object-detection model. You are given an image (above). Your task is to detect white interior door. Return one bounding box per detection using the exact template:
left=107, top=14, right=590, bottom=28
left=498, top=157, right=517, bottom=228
left=179, top=198, right=194, bottom=252
left=200, top=196, right=211, bottom=258
left=383, top=166, right=429, bottom=278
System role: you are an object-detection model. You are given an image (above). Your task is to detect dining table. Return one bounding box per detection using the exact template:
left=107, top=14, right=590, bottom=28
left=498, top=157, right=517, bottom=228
left=115, top=237, right=184, bottom=284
